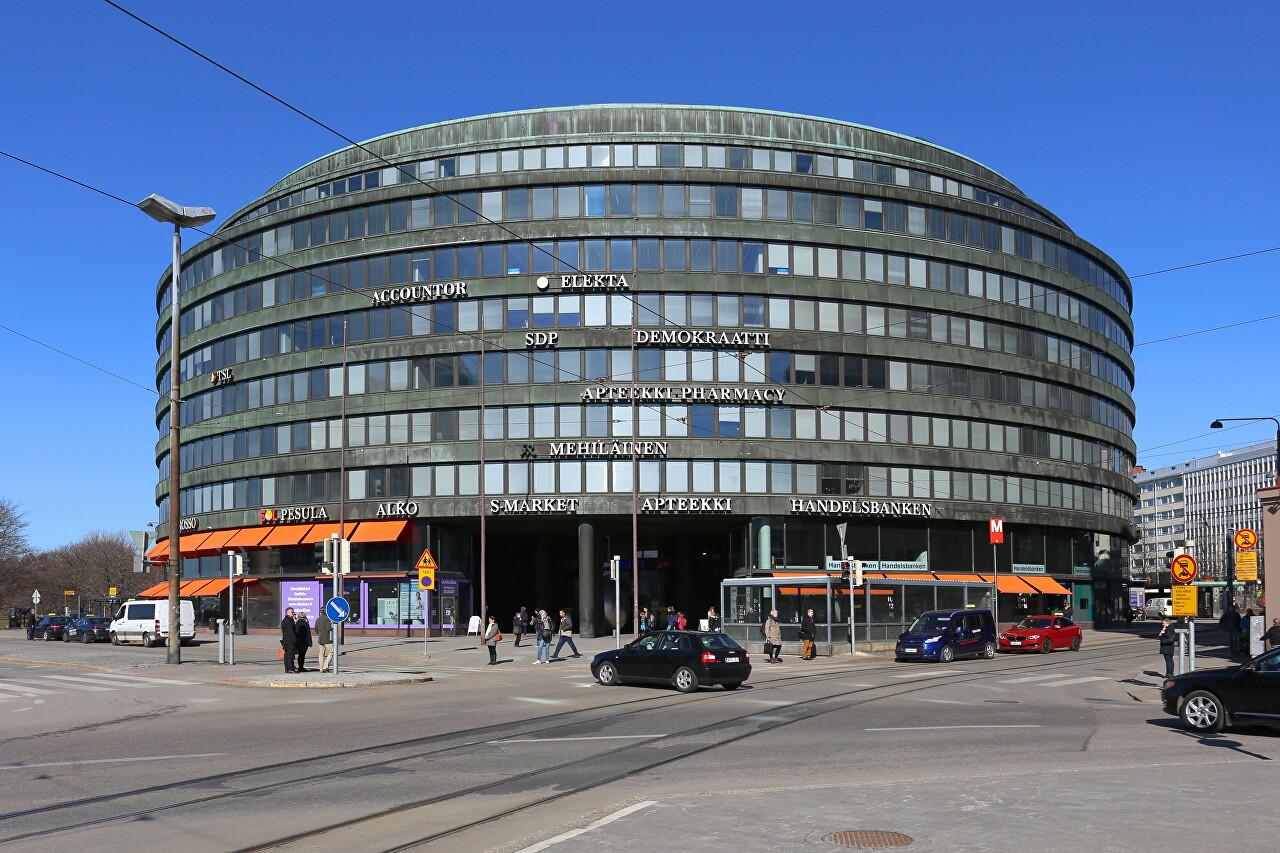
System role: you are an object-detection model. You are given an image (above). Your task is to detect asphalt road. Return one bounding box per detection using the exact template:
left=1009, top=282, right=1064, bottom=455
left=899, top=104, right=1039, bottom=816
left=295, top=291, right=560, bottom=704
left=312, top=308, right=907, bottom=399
left=0, top=629, right=1276, bottom=852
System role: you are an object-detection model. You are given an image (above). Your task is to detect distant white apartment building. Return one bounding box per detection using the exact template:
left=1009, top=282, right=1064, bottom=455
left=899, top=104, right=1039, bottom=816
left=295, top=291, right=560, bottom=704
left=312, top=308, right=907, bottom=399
left=1133, top=441, right=1275, bottom=585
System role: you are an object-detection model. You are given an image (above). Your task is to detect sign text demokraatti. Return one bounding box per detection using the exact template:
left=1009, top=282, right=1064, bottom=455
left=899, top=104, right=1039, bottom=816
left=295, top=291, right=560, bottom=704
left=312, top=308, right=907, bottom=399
left=641, top=497, right=734, bottom=513
left=536, top=274, right=630, bottom=291
left=549, top=441, right=668, bottom=458
left=579, top=385, right=785, bottom=404
left=789, top=499, right=935, bottom=517
left=370, top=281, right=468, bottom=306
left=260, top=506, right=330, bottom=524
left=633, top=329, right=770, bottom=347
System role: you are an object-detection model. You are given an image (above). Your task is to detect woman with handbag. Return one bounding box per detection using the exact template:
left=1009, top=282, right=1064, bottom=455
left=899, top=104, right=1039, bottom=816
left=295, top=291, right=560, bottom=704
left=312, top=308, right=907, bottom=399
left=482, top=616, right=501, bottom=665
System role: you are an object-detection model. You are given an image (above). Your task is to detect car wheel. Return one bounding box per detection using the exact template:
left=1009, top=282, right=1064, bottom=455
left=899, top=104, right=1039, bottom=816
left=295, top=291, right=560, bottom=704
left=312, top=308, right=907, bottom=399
left=1071, top=635, right=1082, bottom=651
left=110, top=632, right=120, bottom=646
left=722, top=682, right=742, bottom=690
left=44, top=632, right=54, bottom=641
left=82, top=633, right=91, bottom=644
left=596, top=662, right=620, bottom=686
left=982, top=641, right=996, bottom=659
left=673, top=666, right=699, bottom=693
left=1039, top=639, right=1052, bottom=654
left=938, top=645, right=955, bottom=664
left=142, top=633, right=154, bottom=648
left=1180, top=691, right=1225, bottom=733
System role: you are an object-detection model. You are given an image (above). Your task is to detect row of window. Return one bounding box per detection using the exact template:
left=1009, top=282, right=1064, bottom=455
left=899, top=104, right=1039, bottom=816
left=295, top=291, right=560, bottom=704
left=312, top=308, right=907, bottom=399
left=176, top=291, right=1131, bottom=396
left=167, top=349, right=1135, bottom=437
left=173, top=404, right=1130, bottom=478
left=176, top=239, right=1131, bottom=354
left=179, top=183, right=1128, bottom=310
left=226, top=141, right=1056, bottom=228
left=172, top=458, right=1130, bottom=522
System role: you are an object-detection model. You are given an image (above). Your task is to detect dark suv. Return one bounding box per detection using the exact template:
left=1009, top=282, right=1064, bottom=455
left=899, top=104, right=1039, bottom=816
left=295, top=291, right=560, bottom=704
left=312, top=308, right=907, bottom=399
left=1162, top=647, right=1280, bottom=733
left=896, top=609, right=997, bottom=662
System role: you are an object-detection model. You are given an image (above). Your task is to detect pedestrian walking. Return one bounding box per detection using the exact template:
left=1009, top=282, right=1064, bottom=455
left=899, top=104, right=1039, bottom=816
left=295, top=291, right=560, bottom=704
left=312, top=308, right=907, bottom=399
left=800, top=608, right=817, bottom=660
left=25, top=610, right=36, bottom=640
left=676, top=611, right=687, bottom=630
left=1158, top=617, right=1177, bottom=677
left=638, top=608, right=651, bottom=634
left=1263, top=618, right=1280, bottom=652
left=533, top=609, right=554, bottom=664
left=706, top=606, right=721, bottom=632
left=513, top=606, right=529, bottom=647
left=294, top=612, right=313, bottom=672
left=665, top=606, right=678, bottom=630
left=315, top=609, right=334, bottom=671
left=482, top=616, right=501, bottom=664
left=280, top=607, right=298, bottom=673
left=552, top=609, right=581, bottom=659
left=763, top=609, right=783, bottom=663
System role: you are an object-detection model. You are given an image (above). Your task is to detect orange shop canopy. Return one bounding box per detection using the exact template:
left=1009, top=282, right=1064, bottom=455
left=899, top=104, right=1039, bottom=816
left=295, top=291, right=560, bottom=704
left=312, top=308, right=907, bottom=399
left=301, top=523, right=345, bottom=544
left=136, top=578, right=254, bottom=598
left=259, top=524, right=315, bottom=547
left=194, top=529, right=238, bottom=554
left=348, top=520, right=410, bottom=543
left=224, top=527, right=270, bottom=548
left=995, top=575, right=1040, bottom=594
left=145, top=540, right=169, bottom=561
left=1021, top=576, right=1073, bottom=595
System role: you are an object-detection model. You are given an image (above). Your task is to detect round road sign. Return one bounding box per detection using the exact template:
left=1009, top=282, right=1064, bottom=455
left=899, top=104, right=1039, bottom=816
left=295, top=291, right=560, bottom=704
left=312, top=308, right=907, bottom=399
left=325, top=597, right=351, bottom=622
left=1171, top=554, right=1198, bottom=584
left=1235, top=529, right=1258, bottom=550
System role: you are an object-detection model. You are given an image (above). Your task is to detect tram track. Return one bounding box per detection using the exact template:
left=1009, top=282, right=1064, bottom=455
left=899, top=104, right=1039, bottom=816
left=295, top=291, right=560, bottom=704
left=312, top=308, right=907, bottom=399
left=0, top=638, right=1155, bottom=849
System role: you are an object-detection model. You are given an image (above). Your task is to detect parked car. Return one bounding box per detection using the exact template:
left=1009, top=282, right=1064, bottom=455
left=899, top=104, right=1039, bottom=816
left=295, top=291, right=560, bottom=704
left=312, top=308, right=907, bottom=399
left=64, top=616, right=113, bottom=643
left=31, top=615, right=72, bottom=641
left=1162, top=647, right=1280, bottom=733
left=591, top=630, right=751, bottom=692
left=1144, top=598, right=1173, bottom=619
left=896, top=609, right=997, bottom=662
left=998, top=616, right=1082, bottom=653
left=109, top=599, right=196, bottom=647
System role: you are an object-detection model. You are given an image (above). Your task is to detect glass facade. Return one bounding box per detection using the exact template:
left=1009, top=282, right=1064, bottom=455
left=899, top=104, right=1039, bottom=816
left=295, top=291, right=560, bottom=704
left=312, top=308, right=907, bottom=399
left=151, top=106, right=1137, bottom=634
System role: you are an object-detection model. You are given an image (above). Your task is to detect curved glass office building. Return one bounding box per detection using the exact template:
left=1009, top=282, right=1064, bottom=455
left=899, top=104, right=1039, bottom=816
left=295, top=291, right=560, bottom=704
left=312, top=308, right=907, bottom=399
left=148, top=105, right=1137, bottom=635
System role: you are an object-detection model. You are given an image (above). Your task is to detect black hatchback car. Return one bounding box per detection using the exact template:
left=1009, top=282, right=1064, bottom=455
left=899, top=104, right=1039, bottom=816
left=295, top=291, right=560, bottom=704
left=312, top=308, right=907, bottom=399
left=64, top=616, right=112, bottom=643
left=592, top=631, right=751, bottom=692
left=31, top=616, right=72, bottom=641
left=1162, top=647, right=1280, bottom=732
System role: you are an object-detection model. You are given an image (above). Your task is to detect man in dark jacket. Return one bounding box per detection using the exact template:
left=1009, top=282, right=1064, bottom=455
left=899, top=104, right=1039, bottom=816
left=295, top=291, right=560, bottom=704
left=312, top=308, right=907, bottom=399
left=294, top=612, right=313, bottom=672
left=1158, top=617, right=1178, bottom=677
left=1219, top=606, right=1241, bottom=653
left=513, top=607, right=529, bottom=647
left=552, top=609, right=581, bottom=660
left=1262, top=618, right=1280, bottom=652
left=280, top=607, right=298, bottom=673
left=25, top=610, right=37, bottom=640
left=800, top=608, right=817, bottom=660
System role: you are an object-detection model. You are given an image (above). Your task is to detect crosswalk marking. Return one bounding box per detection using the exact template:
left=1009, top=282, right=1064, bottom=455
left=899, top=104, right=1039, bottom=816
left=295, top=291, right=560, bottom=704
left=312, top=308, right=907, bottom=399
left=1032, top=676, right=1110, bottom=687
left=9, top=677, right=114, bottom=692
left=0, top=681, right=58, bottom=695
left=997, top=673, right=1070, bottom=684
left=891, top=669, right=964, bottom=678
left=42, top=674, right=160, bottom=689
left=84, top=673, right=200, bottom=686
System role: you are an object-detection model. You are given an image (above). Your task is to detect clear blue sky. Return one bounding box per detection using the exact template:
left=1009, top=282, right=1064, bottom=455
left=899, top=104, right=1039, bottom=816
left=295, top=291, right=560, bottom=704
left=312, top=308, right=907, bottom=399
left=1, top=1, right=1276, bottom=551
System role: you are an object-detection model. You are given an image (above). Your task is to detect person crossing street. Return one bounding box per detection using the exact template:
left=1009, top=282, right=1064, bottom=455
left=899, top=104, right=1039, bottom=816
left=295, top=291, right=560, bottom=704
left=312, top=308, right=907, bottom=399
left=551, top=609, right=581, bottom=660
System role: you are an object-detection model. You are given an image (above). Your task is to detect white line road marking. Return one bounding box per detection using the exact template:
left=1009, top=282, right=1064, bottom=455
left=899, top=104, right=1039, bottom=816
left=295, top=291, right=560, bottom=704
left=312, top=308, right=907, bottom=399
left=742, top=699, right=795, bottom=706
left=490, top=735, right=665, bottom=744
left=1033, top=676, right=1111, bottom=687
left=10, top=678, right=113, bottom=692
left=513, top=697, right=564, bottom=705
left=997, top=673, right=1071, bottom=684
left=82, top=673, right=201, bottom=686
left=0, top=752, right=227, bottom=771
left=890, top=669, right=964, bottom=678
left=41, top=674, right=160, bottom=688
left=13, top=707, right=33, bottom=713
left=904, top=697, right=970, bottom=704
left=0, top=682, right=58, bottom=695
left=865, top=725, right=1043, bottom=732
left=518, top=801, right=656, bottom=852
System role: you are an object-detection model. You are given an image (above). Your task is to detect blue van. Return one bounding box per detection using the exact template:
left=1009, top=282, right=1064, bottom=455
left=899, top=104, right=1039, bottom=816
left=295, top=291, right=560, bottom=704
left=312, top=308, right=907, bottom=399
left=895, top=609, right=997, bottom=662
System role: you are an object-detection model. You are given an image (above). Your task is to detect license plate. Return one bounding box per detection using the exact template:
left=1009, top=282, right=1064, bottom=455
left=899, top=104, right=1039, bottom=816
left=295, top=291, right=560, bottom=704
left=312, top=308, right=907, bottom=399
left=1009, top=641, right=1021, bottom=646
left=902, top=648, right=917, bottom=653
left=725, top=656, right=739, bottom=663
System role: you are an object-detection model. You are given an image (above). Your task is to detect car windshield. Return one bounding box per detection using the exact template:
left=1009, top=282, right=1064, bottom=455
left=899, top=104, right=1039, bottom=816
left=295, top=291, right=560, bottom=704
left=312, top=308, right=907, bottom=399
left=699, top=634, right=743, bottom=650
left=85, top=618, right=110, bottom=626
left=908, top=614, right=952, bottom=633
left=1016, top=618, right=1053, bottom=629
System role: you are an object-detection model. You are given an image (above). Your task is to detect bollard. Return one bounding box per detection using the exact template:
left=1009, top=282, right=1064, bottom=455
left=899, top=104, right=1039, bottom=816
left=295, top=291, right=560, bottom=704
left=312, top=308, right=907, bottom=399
left=216, top=618, right=226, bottom=664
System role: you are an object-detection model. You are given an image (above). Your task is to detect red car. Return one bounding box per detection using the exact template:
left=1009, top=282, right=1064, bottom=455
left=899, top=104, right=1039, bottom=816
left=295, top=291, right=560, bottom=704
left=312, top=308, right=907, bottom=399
left=998, top=616, right=1082, bottom=653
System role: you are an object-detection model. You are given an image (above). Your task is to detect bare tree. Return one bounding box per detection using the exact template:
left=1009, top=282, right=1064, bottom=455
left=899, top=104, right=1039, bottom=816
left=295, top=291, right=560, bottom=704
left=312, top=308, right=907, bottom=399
left=38, top=531, right=150, bottom=611
left=0, top=499, right=35, bottom=611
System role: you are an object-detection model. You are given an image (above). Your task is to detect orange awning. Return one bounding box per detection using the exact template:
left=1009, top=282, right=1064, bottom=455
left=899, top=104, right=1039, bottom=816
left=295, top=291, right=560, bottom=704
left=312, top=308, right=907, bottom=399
left=300, top=523, right=344, bottom=544
left=145, top=540, right=169, bottom=560
left=1023, top=576, right=1073, bottom=595
left=196, top=529, right=238, bottom=553
left=175, top=532, right=214, bottom=555
left=225, top=527, right=270, bottom=548
left=136, top=578, right=256, bottom=598
left=260, top=525, right=314, bottom=547
left=138, top=581, right=167, bottom=597
left=996, top=576, right=1040, bottom=594
left=348, top=520, right=410, bottom=543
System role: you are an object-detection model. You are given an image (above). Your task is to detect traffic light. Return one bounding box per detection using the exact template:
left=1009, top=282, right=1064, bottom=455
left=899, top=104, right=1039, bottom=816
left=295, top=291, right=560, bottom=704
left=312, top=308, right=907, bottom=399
left=840, top=561, right=852, bottom=580
left=339, top=538, right=353, bottom=574
left=315, top=538, right=335, bottom=574
left=230, top=553, right=245, bottom=576
left=609, top=555, right=620, bottom=581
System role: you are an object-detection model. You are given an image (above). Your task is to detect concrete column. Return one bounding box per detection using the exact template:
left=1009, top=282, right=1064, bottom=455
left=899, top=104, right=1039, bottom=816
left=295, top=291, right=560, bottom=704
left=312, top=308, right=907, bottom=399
left=757, top=521, right=772, bottom=571
left=578, top=521, right=596, bottom=638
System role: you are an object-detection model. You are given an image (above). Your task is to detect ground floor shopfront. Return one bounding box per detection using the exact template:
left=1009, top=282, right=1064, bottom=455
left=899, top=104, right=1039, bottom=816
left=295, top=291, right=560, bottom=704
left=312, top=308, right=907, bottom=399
left=145, top=510, right=1131, bottom=635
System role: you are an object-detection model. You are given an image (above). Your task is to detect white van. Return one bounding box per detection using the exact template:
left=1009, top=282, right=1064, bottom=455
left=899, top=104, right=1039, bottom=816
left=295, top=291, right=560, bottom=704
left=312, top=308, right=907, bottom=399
left=1143, top=598, right=1173, bottom=620
left=109, top=599, right=196, bottom=647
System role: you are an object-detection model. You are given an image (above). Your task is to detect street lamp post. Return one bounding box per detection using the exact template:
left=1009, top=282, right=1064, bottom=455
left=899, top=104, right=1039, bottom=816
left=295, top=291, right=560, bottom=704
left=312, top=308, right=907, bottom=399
left=1209, top=417, right=1280, bottom=611
left=139, top=194, right=216, bottom=665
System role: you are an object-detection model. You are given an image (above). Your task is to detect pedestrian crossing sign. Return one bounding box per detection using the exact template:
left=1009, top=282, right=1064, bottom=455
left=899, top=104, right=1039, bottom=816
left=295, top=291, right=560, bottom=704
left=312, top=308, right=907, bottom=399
left=417, top=548, right=437, bottom=590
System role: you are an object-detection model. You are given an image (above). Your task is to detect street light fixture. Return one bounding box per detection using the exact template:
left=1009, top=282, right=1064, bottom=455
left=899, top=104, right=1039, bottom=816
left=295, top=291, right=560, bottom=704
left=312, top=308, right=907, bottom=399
left=1210, top=417, right=1280, bottom=486
left=139, top=194, right=216, bottom=665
